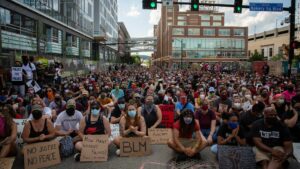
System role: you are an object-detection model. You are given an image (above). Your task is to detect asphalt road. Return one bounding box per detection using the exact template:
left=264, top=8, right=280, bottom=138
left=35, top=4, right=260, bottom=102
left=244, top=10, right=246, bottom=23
left=12, top=144, right=300, bottom=169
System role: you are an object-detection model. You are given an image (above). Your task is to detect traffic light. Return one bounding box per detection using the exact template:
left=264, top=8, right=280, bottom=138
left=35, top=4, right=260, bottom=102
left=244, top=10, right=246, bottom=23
left=191, top=0, right=199, bottom=11
left=292, top=41, right=300, bottom=49
left=234, top=0, right=243, bottom=13
left=143, top=0, right=157, bottom=10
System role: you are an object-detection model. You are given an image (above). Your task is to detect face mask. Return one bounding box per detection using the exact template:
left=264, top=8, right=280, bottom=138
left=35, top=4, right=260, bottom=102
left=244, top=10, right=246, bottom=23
left=12, top=95, right=17, bottom=100
left=233, top=103, right=241, bottom=109
left=200, top=95, right=205, bottom=100
left=278, top=99, right=284, bottom=104
left=89, top=87, right=93, bottom=91
left=66, top=107, right=75, bottom=116
left=228, top=122, right=239, bottom=129
left=100, top=95, right=105, bottom=99
left=32, top=111, right=43, bottom=120
left=115, top=86, right=119, bottom=90
left=265, top=117, right=278, bottom=125
left=91, top=109, right=100, bottom=116
left=118, top=104, right=125, bottom=109
left=221, top=94, right=227, bottom=100
left=245, top=95, right=252, bottom=99
left=146, top=100, right=154, bottom=105
left=184, top=117, right=193, bottom=125
left=261, top=92, right=268, bottom=97
left=128, top=110, right=136, bottom=118
left=202, top=105, right=208, bottom=111
left=288, top=87, right=293, bottom=92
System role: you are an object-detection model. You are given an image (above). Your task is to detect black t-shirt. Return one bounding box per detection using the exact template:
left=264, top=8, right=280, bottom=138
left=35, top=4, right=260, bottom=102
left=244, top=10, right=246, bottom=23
left=281, top=109, right=300, bottom=142
left=213, top=98, right=232, bottom=113
left=251, top=119, right=292, bottom=147
left=217, top=124, right=245, bottom=146
left=239, top=111, right=262, bottom=133
left=111, top=106, right=122, bottom=119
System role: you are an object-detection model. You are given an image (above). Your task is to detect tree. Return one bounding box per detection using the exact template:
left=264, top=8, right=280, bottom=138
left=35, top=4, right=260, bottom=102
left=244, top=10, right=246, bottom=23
left=249, top=50, right=264, bottom=62
left=270, top=53, right=285, bottom=61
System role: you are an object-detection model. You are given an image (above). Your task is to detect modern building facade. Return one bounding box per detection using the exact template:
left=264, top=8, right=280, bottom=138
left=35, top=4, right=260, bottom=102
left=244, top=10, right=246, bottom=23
left=0, top=0, right=120, bottom=75
left=118, top=22, right=131, bottom=62
left=153, top=0, right=248, bottom=68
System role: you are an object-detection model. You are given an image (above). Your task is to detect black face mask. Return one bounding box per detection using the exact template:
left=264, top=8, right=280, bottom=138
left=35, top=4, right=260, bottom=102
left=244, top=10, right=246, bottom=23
left=265, top=117, right=278, bottom=125
left=32, top=111, right=43, bottom=120
left=66, top=107, right=75, bottom=116
left=261, top=92, right=268, bottom=98
left=288, top=87, right=293, bottom=92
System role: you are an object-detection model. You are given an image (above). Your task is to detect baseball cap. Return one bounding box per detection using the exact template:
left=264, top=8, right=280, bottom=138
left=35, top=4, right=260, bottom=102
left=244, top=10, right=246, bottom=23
left=209, top=87, right=215, bottom=92
left=66, top=99, right=76, bottom=109
left=32, top=104, right=43, bottom=112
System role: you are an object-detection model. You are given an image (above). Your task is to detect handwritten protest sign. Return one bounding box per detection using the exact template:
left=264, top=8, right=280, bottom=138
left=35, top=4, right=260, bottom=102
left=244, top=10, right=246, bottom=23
left=13, top=119, right=27, bottom=148
left=109, top=124, right=120, bottom=141
left=218, top=145, right=256, bottom=169
left=11, top=67, right=23, bottom=82
left=148, top=128, right=172, bottom=144
left=159, top=105, right=174, bottom=128
left=26, top=80, right=41, bottom=93
left=24, top=140, right=61, bottom=169
left=293, top=143, right=300, bottom=163
left=120, top=137, right=152, bottom=157
left=80, top=135, right=109, bottom=162
left=0, top=157, right=15, bottom=169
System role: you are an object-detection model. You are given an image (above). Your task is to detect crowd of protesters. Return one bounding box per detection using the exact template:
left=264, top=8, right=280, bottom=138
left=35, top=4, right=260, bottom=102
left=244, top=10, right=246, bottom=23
left=0, top=55, right=299, bottom=169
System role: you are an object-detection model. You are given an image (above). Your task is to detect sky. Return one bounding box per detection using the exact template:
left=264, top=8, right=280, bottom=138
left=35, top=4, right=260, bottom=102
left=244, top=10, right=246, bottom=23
left=117, top=0, right=296, bottom=55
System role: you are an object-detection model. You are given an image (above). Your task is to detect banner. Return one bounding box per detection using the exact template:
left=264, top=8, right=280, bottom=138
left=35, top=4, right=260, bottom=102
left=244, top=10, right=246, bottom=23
left=0, top=157, right=15, bottom=169
left=293, top=143, right=300, bottom=163
left=11, top=67, right=23, bottom=82
left=13, top=119, right=27, bottom=148
left=23, top=140, right=61, bottom=169
left=159, top=105, right=174, bottom=128
left=80, top=135, right=109, bottom=162
left=109, top=124, right=120, bottom=141
left=148, top=128, right=172, bottom=144
left=218, top=145, right=256, bottom=169
left=120, top=137, right=152, bottom=157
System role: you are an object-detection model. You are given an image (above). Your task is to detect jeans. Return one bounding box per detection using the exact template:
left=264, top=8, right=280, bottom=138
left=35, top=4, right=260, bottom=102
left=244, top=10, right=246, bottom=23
left=201, top=128, right=217, bottom=142
left=13, top=85, right=25, bottom=97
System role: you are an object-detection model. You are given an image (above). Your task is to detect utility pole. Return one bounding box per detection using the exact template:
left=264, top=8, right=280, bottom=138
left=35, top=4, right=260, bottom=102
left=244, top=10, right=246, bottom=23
left=288, top=0, right=296, bottom=78
left=181, top=39, right=183, bottom=69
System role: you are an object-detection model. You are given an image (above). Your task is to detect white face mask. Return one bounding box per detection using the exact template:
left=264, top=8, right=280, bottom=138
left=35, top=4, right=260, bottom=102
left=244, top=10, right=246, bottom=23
left=200, top=95, right=205, bottom=99
left=245, top=95, right=252, bottom=99
left=234, top=103, right=241, bottom=109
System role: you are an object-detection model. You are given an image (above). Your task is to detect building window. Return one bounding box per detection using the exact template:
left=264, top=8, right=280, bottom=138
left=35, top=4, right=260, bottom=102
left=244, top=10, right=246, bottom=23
left=212, top=22, right=221, bottom=26
left=173, top=28, right=184, bottom=35
left=213, top=15, right=222, bottom=21
left=261, top=49, right=264, bottom=56
left=201, top=21, right=210, bottom=26
left=177, top=21, right=186, bottom=26
left=52, top=28, right=59, bottom=43
left=269, top=48, right=273, bottom=57
left=188, top=28, right=200, bottom=35
left=234, top=29, right=245, bottom=36
left=178, top=16, right=186, bottom=20
left=88, top=3, right=92, bottom=17
left=167, top=8, right=173, bottom=12
left=0, top=7, right=11, bottom=25
left=168, top=22, right=172, bottom=26
left=218, top=29, right=230, bottom=36
left=168, top=17, right=173, bottom=20
left=203, top=28, right=215, bottom=36
left=201, top=14, right=210, bottom=20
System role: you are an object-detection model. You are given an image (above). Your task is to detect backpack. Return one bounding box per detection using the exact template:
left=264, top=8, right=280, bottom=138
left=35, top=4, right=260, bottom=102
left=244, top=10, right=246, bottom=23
left=59, top=136, right=74, bottom=158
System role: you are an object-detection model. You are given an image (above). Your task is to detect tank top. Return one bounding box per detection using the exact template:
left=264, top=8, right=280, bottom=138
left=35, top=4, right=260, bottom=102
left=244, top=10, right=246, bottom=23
left=29, top=119, right=49, bottom=138
left=141, top=104, right=158, bottom=129
left=84, top=114, right=105, bottom=135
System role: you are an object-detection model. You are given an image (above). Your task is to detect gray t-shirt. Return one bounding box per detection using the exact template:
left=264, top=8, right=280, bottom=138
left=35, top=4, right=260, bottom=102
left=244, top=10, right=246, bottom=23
left=54, top=110, right=83, bottom=132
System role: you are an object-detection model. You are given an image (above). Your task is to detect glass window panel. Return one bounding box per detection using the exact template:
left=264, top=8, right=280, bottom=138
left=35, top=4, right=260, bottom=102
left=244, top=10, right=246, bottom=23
left=218, top=29, right=230, bottom=36
left=212, top=22, right=221, bottom=26
left=178, top=16, right=186, bottom=20
left=172, top=28, right=184, bottom=35
left=177, top=21, right=186, bottom=26
left=201, top=14, right=210, bottom=20
left=188, top=28, right=200, bottom=35
left=234, top=29, right=245, bottom=36
left=213, top=15, right=222, bottom=21
left=203, top=28, right=215, bottom=36
left=201, top=21, right=210, bottom=26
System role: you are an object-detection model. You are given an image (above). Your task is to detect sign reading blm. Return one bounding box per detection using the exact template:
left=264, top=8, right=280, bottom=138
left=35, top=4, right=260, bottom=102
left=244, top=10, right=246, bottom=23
left=80, top=135, right=109, bottom=162
left=23, top=140, right=61, bottom=169
left=148, top=128, right=172, bottom=144
left=120, top=137, right=152, bottom=157
left=218, top=145, right=256, bottom=169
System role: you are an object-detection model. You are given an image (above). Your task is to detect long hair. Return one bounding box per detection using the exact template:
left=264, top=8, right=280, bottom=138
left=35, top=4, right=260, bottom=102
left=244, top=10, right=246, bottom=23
left=125, top=100, right=140, bottom=129
left=1, top=104, right=14, bottom=135
left=179, top=109, right=195, bottom=133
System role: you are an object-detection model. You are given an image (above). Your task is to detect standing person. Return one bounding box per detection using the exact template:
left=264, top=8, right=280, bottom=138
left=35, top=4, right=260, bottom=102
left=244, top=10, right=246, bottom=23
left=22, top=55, right=37, bottom=84
left=167, top=109, right=207, bottom=161
left=262, top=63, right=269, bottom=76
left=137, top=95, right=162, bottom=130
left=11, top=61, right=26, bottom=97
left=251, top=107, right=293, bottom=169
left=74, top=102, right=111, bottom=161
left=0, top=107, right=17, bottom=157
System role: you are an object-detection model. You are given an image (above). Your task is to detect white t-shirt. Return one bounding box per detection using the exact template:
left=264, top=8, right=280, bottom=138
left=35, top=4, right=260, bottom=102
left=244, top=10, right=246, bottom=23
left=22, top=63, right=36, bottom=80
left=28, top=107, right=52, bottom=120
left=54, top=110, right=83, bottom=132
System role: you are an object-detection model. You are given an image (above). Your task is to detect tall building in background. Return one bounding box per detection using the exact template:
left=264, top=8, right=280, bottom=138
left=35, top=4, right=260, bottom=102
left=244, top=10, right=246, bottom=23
left=153, top=0, right=248, bottom=68
left=118, top=22, right=131, bottom=62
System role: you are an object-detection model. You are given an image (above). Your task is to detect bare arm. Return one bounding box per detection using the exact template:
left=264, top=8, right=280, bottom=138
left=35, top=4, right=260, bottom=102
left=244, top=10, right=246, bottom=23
left=45, top=119, right=55, bottom=140
left=209, top=120, right=216, bottom=137
left=78, top=118, right=86, bottom=140
left=173, top=128, right=186, bottom=151
left=150, top=105, right=162, bottom=129
left=22, top=121, right=41, bottom=143
left=119, top=116, right=131, bottom=137
left=283, top=141, right=293, bottom=158
left=103, top=116, right=111, bottom=137
left=253, top=137, right=273, bottom=153
left=284, top=108, right=298, bottom=128
left=135, top=117, right=146, bottom=136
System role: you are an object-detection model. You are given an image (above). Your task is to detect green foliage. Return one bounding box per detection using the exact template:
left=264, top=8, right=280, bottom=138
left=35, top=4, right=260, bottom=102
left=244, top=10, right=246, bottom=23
left=270, top=54, right=284, bottom=61
left=249, top=51, right=264, bottom=62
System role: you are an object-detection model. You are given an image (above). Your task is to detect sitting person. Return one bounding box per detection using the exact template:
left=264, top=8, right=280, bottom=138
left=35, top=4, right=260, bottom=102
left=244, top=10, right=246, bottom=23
left=110, top=97, right=126, bottom=124
left=74, top=102, right=111, bottom=161
left=113, top=101, right=146, bottom=155
left=0, top=107, right=17, bottom=157
left=211, top=113, right=246, bottom=154
left=167, top=109, right=207, bottom=161
left=251, top=107, right=293, bottom=169
left=22, top=104, right=55, bottom=144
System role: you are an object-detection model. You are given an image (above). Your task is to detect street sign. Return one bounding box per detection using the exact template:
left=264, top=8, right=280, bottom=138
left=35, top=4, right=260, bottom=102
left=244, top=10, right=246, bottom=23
left=249, top=3, right=283, bottom=12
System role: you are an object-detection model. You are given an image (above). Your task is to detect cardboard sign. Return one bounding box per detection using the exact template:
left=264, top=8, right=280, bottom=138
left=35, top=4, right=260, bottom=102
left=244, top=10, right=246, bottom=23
left=120, top=137, right=152, bottom=157
left=11, top=67, right=23, bottom=81
left=13, top=119, right=27, bottom=148
left=80, top=135, right=109, bottom=162
left=293, top=143, right=300, bottom=163
left=148, top=128, right=172, bottom=144
left=0, top=157, right=15, bottom=169
left=218, top=145, right=256, bottom=169
left=26, top=80, right=41, bottom=92
left=109, top=124, right=120, bottom=141
left=23, top=140, right=61, bottom=169
left=159, top=105, right=174, bottom=128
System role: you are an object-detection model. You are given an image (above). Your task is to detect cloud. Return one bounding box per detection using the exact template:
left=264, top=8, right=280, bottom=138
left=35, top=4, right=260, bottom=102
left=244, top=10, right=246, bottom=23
left=147, top=28, right=154, bottom=36
left=149, top=7, right=161, bottom=25
left=127, top=6, right=140, bottom=17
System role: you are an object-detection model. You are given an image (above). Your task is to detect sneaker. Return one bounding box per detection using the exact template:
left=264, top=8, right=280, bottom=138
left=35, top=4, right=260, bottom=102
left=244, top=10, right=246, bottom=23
left=116, top=149, right=120, bottom=156
left=176, top=153, right=187, bottom=162
left=74, top=153, right=81, bottom=162
left=192, top=153, right=201, bottom=160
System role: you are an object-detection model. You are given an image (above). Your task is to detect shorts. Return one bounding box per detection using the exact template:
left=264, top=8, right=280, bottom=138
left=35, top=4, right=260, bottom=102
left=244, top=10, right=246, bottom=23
left=253, top=146, right=284, bottom=162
